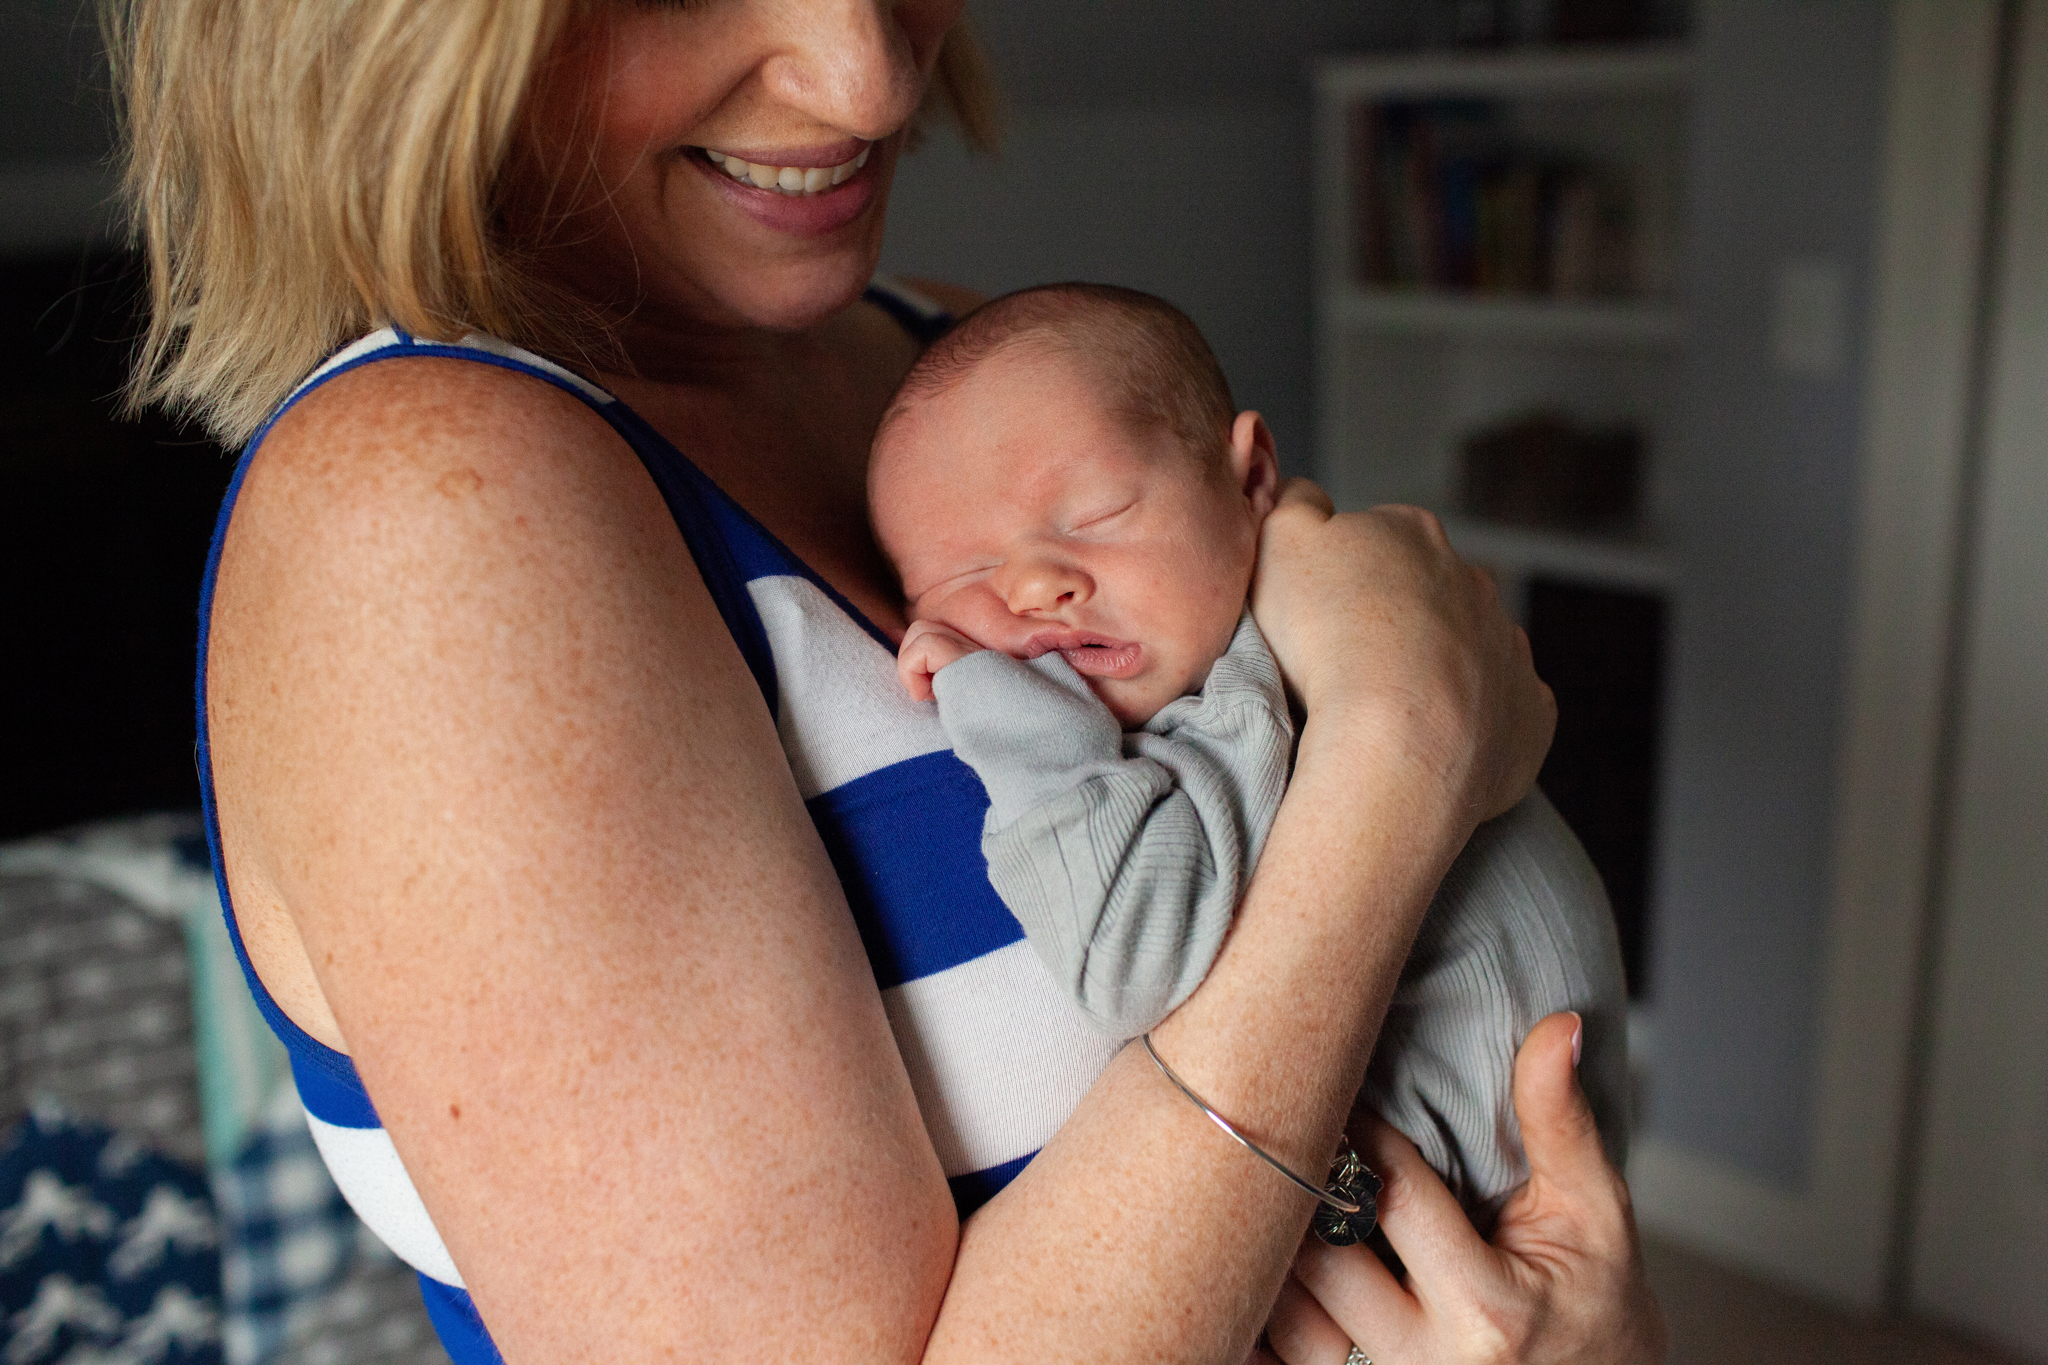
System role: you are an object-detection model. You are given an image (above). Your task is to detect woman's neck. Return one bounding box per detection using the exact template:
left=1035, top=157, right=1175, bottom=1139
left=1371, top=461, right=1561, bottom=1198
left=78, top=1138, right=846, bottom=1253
left=596, top=300, right=921, bottom=637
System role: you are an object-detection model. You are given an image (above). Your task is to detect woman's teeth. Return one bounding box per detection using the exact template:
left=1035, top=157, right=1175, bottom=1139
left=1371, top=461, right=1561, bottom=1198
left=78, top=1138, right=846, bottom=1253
left=703, top=145, right=871, bottom=195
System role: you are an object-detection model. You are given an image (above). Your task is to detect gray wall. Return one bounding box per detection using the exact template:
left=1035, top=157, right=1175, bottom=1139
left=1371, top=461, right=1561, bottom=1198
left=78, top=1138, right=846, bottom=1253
left=882, top=107, right=1319, bottom=473
left=1645, top=0, right=1889, bottom=1186
left=0, top=0, right=120, bottom=252
left=0, top=0, right=112, bottom=163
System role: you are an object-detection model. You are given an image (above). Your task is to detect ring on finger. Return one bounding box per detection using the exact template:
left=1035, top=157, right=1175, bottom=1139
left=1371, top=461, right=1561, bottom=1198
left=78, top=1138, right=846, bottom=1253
left=1344, top=1347, right=1370, bottom=1365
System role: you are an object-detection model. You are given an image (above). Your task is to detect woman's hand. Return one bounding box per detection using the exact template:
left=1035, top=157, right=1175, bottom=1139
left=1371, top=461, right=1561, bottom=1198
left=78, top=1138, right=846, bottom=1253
left=1260, top=1014, right=1667, bottom=1365
left=1249, top=482, right=1555, bottom=824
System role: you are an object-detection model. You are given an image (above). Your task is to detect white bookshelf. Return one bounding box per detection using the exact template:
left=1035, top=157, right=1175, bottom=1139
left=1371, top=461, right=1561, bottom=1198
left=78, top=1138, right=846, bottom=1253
left=1311, top=44, right=1691, bottom=595
left=1313, top=42, right=1690, bottom=102
left=1443, top=513, right=1673, bottom=593
left=1331, top=290, right=1683, bottom=346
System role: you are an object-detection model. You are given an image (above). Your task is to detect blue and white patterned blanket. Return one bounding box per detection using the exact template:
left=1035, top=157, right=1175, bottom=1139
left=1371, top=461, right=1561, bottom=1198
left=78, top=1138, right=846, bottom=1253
left=0, top=819, right=444, bottom=1365
left=0, top=1101, right=222, bottom=1365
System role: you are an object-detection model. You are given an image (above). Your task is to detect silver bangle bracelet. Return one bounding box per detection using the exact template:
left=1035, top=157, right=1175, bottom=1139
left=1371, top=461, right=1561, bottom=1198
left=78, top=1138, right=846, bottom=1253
left=1140, top=1033, right=1382, bottom=1245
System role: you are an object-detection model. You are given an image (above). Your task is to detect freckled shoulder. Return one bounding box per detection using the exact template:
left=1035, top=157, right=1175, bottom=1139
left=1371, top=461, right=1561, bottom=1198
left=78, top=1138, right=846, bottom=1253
left=209, top=346, right=706, bottom=839
left=249, top=355, right=637, bottom=523
left=205, top=352, right=717, bottom=1059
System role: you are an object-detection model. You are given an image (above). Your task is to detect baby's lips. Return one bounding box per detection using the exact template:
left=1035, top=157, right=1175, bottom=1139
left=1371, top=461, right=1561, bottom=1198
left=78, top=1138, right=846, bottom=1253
left=1056, top=641, right=1145, bottom=680
left=1022, top=626, right=1138, bottom=659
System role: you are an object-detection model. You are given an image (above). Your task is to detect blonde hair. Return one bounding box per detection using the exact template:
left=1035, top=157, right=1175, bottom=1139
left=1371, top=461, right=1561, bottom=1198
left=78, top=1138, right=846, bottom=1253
left=105, top=0, right=1002, bottom=446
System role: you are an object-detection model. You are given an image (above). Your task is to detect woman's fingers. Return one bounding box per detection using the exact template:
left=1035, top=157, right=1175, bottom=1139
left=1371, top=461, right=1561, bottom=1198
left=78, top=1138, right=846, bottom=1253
left=1499, top=1012, right=1632, bottom=1261
left=1494, top=1012, right=1652, bottom=1298
left=1351, top=1113, right=1499, bottom=1296
left=1492, top=1013, right=1670, bottom=1364
left=1249, top=491, right=1556, bottom=833
left=1281, top=1037, right=1666, bottom=1365
left=1283, top=1094, right=1665, bottom=1364
left=1286, top=1237, right=1421, bottom=1363
left=1274, top=475, right=1336, bottom=517
left=1512, top=1013, right=1614, bottom=1208
left=1251, top=498, right=1470, bottom=713
left=1265, top=1270, right=1397, bottom=1365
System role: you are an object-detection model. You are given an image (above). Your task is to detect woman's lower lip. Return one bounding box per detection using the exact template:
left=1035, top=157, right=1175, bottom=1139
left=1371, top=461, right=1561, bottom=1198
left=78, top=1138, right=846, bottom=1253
left=687, top=145, right=881, bottom=239
left=1059, top=643, right=1144, bottom=679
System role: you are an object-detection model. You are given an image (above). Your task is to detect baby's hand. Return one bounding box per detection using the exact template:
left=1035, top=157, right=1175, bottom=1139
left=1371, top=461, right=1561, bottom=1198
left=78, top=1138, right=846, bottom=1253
left=897, top=620, right=986, bottom=701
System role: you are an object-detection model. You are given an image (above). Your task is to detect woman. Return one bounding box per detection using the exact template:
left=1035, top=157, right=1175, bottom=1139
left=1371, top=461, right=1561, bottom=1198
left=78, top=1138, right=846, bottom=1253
left=112, top=1, right=1663, bottom=1360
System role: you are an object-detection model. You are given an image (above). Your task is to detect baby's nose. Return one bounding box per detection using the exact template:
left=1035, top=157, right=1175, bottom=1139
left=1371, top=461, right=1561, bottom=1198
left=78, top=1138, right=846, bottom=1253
left=1004, top=558, right=1091, bottom=614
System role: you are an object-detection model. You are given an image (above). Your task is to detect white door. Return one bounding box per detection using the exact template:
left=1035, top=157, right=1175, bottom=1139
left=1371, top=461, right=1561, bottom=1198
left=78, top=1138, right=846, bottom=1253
left=1908, top=0, right=2048, bottom=1351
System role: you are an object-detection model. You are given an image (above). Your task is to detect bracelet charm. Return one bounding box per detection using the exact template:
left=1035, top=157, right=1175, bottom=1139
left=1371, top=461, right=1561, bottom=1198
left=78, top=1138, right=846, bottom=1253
left=1311, top=1141, right=1383, bottom=1246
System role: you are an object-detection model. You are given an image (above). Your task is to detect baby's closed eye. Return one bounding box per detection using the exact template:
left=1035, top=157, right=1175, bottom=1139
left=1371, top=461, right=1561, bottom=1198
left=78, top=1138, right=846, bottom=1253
left=1066, top=500, right=1137, bottom=532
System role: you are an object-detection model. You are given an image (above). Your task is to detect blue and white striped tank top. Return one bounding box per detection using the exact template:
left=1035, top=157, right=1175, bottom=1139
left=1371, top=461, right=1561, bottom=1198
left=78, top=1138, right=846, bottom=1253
left=194, top=281, right=1123, bottom=1364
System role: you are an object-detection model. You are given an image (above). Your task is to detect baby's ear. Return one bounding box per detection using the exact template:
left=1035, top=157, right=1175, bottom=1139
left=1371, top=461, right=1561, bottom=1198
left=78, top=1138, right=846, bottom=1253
left=1228, top=410, right=1281, bottom=520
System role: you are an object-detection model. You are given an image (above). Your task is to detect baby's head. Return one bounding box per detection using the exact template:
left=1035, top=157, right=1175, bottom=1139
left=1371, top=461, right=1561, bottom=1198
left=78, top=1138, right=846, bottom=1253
left=869, top=283, right=1278, bottom=726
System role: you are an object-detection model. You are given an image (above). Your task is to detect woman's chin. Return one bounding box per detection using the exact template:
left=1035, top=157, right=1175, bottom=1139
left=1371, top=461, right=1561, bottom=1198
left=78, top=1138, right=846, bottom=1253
left=597, top=244, right=878, bottom=343
left=728, top=252, right=882, bottom=331
left=651, top=205, right=888, bottom=334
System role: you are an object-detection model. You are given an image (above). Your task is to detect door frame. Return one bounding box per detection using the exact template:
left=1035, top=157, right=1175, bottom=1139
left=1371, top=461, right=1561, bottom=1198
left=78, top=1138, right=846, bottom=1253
left=1907, top=0, right=2048, bottom=1346
left=1628, top=0, right=2009, bottom=1310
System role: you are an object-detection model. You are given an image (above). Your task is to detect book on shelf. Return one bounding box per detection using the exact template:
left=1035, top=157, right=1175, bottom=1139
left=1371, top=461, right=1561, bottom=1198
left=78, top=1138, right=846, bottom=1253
left=1351, top=98, right=1641, bottom=300
left=1458, top=408, right=1644, bottom=533
left=1393, top=0, right=1685, bottom=50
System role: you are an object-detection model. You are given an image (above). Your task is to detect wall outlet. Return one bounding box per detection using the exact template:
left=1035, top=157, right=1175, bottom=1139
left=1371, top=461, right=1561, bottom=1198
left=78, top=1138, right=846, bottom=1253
left=1771, top=257, right=1848, bottom=378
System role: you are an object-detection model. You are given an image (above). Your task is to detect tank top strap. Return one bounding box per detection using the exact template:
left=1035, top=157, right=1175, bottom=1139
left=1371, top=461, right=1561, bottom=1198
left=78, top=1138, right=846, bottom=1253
left=863, top=274, right=958, bottom=346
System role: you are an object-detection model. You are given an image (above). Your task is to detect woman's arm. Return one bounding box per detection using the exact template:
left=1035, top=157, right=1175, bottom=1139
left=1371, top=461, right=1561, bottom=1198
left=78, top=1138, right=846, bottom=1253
left=213, top=359, right=957, bottom=1362
left=213, top=363, right=1549, bottom=1365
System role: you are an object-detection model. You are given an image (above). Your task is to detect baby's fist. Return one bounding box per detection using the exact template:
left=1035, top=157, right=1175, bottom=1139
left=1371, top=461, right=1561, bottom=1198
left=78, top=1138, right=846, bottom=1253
left=897, top=620, right=986, bottom=701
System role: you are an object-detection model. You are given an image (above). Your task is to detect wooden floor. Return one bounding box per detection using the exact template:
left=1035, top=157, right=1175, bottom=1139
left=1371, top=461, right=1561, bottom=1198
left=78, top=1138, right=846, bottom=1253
left=1646, top=1236, right=2036, bottom=1365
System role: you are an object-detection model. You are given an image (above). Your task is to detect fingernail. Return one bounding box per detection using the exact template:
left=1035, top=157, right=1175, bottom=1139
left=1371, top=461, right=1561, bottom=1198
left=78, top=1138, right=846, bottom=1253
left=1570, top=1012, right=1584, bottom=1068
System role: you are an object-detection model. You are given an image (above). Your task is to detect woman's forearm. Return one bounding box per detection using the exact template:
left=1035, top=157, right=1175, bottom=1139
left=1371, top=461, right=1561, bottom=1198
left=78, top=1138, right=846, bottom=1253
left=924, top=705, right=1475, bottom=1364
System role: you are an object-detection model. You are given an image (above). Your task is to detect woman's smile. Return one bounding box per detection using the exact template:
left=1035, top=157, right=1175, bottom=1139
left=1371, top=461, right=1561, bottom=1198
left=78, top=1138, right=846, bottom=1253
left=684, top=136, right=884, bottom=238
left=700, top=141, right=874, bottom=195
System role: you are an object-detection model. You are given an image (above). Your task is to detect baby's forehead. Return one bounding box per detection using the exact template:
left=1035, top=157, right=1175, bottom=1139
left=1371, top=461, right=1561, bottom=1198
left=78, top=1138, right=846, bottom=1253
left=928, top=334, right=1119, bottom=415
left=889, top=341, right=1209, bottom=469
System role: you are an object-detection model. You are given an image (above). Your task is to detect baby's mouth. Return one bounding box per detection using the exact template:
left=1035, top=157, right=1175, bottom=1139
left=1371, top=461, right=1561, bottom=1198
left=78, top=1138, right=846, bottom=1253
left=1025, top=629, right=1145, bottom=680
left=697, top=143, right=871, bottom=196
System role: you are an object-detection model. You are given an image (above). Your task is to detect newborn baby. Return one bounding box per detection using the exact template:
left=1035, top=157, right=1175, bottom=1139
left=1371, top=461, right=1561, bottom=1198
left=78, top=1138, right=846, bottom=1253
left=867, top=283, right=1629, bottom=1224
